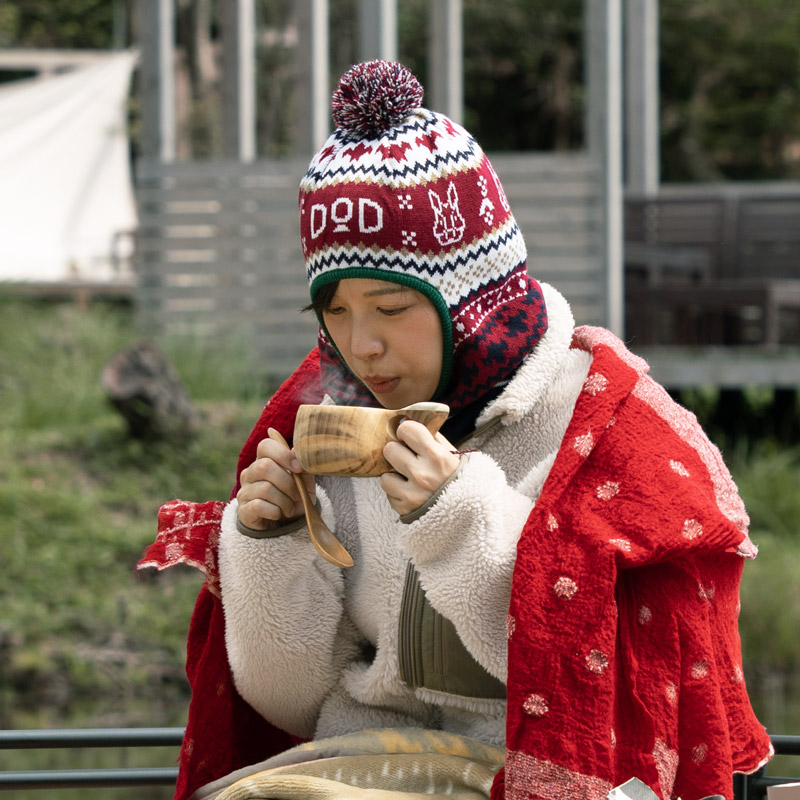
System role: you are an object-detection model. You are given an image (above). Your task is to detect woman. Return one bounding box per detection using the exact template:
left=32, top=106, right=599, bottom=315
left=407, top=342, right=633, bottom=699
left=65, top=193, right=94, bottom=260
left=141, top=61, right=771, bottom=800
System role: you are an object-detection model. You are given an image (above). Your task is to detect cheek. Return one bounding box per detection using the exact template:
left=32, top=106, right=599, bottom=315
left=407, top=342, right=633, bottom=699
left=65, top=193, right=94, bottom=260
left=407, top=316, right=443, bottom=378
left=324, top=318, right=350, bottom=353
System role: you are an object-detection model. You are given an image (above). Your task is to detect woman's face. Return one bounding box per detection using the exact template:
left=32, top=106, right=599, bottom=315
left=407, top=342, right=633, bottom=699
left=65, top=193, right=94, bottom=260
left=322, top=278, right=443, bottom=409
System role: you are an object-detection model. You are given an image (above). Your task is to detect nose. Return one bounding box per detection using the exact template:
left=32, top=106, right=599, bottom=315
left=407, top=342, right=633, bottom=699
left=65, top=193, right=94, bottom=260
left=348, top=316, right=384, bottom=361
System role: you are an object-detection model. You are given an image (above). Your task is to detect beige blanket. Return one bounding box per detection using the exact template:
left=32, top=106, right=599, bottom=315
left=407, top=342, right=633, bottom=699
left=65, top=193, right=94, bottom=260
left=190, top=728, right=505, bottom=800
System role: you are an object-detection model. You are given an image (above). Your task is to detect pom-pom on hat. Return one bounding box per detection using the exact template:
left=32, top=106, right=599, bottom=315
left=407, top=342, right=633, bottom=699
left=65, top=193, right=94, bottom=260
left=299, top=60, right=547, bottom=411
left=331, top=60, right=424, bottom=137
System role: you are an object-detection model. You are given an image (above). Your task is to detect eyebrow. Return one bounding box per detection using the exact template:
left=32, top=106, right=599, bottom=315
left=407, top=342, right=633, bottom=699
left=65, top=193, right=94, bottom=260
left=363, top=286, right=407, bottom=298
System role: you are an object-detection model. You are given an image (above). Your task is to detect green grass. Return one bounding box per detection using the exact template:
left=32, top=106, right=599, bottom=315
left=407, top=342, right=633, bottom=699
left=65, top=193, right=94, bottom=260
left=0, top=298, right=266, bottom=725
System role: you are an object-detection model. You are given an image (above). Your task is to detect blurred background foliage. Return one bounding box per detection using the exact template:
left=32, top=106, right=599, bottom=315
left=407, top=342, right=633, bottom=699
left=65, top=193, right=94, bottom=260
left=0, top=0, right=799, bottom=788
left=1, top=0, right=799, bottom=176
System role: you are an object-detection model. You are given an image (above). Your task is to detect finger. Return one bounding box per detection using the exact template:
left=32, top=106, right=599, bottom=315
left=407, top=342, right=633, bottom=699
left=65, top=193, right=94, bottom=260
left=433, top=430, right=455, bottom=450
left=378, top=472, right=407, bottom=514
left=254, top=434, right=302, bottom=473
left=237, top=496, right=283, bottom=529
left=379, top=472, right=427, bottom=514
left=382, top=439, right=416, bottom=478
left=385, top=426, right=459, bottom=490
left=241, top=458, right=300, bottom=500
left=394, top=419, right=434, bottom=455
left=238, top=479, right=301, bottom=521
left=395, top=421, right=457, bottom=466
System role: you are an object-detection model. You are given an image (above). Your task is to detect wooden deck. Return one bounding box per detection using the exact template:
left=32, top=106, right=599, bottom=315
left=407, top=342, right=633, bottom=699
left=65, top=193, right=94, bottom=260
left=633, top=346, right=800, bottom=389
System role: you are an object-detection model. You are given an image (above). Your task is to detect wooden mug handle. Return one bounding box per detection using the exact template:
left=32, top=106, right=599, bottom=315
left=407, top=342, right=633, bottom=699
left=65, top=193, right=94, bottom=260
left=387, top=402, right=450, bottom=440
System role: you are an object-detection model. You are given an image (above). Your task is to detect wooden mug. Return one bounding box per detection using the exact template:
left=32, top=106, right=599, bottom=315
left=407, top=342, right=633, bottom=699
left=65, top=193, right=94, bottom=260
left=293, top=402, right=450, bottom=477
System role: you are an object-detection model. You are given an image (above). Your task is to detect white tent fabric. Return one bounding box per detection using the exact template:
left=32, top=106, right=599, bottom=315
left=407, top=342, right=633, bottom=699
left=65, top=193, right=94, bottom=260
left=0, top=50, right=138, bottom=283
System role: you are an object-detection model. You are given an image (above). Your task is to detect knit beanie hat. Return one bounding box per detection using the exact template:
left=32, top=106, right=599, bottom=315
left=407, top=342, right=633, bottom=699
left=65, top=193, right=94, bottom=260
left=299, top=60, right=547, bottom=412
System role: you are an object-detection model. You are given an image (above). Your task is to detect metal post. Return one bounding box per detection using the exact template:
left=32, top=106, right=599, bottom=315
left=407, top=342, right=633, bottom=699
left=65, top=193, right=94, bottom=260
left=221, top=0, right=256, bottom=161
left=293, top=0, right=329, bottom=156
left=626, top=0, right=659, bottom=194
left=358, top=0, right=398, bottom=62
left=311, top=0, right=330, bottom=152
left=112, top=0, right=128, bottom=49
left=428, top=0, right=462, bottom=123
left=585, top=0, right=624, bottom=336
left=138, top=0, right=175, bottom=162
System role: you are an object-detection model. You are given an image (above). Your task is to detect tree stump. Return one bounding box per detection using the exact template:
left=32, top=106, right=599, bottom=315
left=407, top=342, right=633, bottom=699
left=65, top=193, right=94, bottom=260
left=101, top=341, right=198, bottom=440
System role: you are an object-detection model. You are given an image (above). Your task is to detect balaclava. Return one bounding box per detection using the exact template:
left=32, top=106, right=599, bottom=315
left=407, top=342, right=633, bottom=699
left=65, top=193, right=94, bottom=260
left=299, top=60, right=548, bottom=417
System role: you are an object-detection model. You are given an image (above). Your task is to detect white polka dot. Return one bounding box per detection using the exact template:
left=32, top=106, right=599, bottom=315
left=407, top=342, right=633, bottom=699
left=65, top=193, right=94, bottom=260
left=596, top=480, right=620, bottom=500
left=670, top=459, right=690, bottom=477
left=585, top=650, right=609, bottom=674
left=609, top=538, right=632, bottom=553
left=698, top=582, right=715, bottom=602
left=574, top=431, right=594, bottom=458
left=692, top=743, right=709, bottom=764
left=691, top=659, right=709, bottom=679
left=506, top=614, right=516, bottom=640
left=554, top=577, right=578, bottom=599
left=547, top=513, right=559, bottom=531
left=523, top=694, right=549, bottom=716
left=682, top=518, right=704, bottom=540
left=665, top=682, right=678, bottom=705
left=583, top=373, right=609, bottom=396
left=731, top=665, right=744, bottom=684
left=638, top=605, right=653, bottom=625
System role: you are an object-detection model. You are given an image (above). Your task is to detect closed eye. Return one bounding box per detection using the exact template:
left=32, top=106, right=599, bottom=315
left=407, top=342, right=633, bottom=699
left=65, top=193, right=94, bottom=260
left=378, top=306, right=410, bottom=316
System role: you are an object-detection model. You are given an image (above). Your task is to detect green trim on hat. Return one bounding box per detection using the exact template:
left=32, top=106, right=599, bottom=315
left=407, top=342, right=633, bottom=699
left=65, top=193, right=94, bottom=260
left=310, top=268, right=454, bottom=401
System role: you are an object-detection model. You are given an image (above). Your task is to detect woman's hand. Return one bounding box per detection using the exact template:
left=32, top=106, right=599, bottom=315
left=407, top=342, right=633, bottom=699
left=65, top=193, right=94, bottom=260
left=379, top=420, right=460, bottom=516
left=236, top=430, right=316, bottom=531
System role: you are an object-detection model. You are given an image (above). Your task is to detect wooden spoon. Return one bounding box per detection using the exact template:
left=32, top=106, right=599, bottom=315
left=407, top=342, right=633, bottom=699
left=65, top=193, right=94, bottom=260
left=267, top=428, right=354, bottom=569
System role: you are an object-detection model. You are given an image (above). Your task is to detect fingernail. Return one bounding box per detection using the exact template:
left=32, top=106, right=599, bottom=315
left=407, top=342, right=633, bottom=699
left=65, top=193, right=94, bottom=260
left=291, top=458, right=301, bottom=471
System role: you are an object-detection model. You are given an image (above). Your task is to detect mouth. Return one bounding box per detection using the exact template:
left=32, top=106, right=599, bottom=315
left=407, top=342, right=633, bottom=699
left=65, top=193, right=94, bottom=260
left=363, top=375, right=400, bottom=395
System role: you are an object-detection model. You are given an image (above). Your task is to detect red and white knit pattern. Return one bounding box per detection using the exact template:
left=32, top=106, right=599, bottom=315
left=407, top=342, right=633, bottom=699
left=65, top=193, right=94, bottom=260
left=299, top=114, right=527, bottom=310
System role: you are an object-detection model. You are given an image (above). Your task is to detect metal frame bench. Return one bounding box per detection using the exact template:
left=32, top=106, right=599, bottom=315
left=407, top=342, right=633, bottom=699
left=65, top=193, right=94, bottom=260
left=624, top=188, right=800, bottom=348
left=0, top=727, right=183, bottom=790
left=735, top=735, right=800, bottom=800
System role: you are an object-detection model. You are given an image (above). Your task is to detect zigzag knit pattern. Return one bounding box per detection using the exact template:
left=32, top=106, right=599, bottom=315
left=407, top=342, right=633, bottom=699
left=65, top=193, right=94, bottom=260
left=299, top=61, right=548, bottom=411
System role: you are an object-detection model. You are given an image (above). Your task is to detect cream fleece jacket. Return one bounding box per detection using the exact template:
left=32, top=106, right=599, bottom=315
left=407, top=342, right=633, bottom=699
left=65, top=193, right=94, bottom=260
left=217, top=284, right=592, bottom=746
